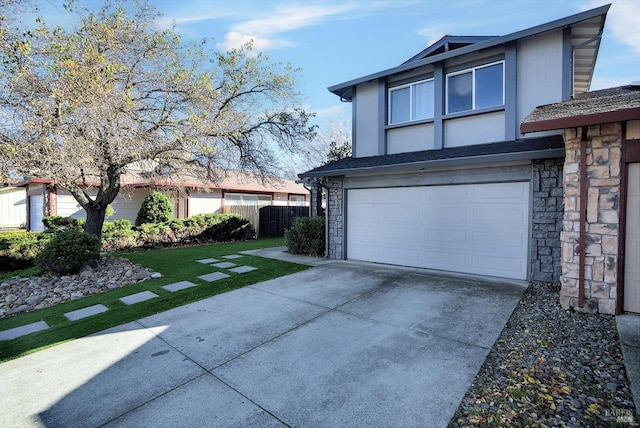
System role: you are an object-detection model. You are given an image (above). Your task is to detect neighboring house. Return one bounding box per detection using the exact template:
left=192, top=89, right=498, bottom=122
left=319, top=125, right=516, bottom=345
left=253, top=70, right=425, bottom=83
left=521, top=86, right=640, bottom=314
left=0, top=169, right=309, bottom=231
left=299, top=6, right=636, bottom=314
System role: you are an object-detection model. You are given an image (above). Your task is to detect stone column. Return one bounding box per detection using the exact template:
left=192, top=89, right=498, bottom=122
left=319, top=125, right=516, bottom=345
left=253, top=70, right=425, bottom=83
left=324, top=176, right=344, bottom=260
left=560, top=124, right=622, bottom=314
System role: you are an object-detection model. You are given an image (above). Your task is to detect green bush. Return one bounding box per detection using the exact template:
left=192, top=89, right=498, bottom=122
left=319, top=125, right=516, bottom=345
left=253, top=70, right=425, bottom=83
left=284, top=216, right=325, bottom=256
left=36, top=229, right=101, bottom=274
left=197, top=215, right=255, bottom=243
left=135, top=191, right=173, bottom=226
left=42, top=215, right=85, bottom=232
left=101, top=219, right=139, bottom=251
left=0, top=231, right=52, bottom=271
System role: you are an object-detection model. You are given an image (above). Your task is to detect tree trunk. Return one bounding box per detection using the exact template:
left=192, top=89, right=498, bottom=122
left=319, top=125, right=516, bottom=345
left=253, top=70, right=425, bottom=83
left=84, top=204, right=106, bottom=238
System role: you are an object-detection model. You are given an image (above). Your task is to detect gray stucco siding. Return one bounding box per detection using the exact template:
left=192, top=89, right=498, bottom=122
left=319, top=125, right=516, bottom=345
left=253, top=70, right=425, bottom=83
left=353, top=81, right=381, bottom=158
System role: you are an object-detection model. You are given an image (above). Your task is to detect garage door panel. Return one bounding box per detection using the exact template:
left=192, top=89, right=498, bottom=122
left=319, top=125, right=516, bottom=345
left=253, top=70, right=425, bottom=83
left=386, top=226, right=422, bottom=241
left=347, top=182, right=530, bottom=280
left=382, top=247, right=421, bottom=263
left=472, top=231, right=525, bottom=247
left=384, top=206, right=421, bottom=221
left=472, top=255, right=525, bottom=276
left=424, top=229, right=467, bottom=244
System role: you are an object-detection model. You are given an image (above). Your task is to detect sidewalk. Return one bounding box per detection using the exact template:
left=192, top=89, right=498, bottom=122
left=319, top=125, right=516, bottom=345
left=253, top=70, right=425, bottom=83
left=617, top=314, right=640, bottom=415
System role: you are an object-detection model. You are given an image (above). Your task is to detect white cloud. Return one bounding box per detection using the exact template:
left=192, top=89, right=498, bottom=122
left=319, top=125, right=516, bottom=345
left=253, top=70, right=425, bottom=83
left=218, top=3, right=359, bottom=51
left=584, top=0, right=640, bottom=54
left=417, top=24, right=453, bottom=46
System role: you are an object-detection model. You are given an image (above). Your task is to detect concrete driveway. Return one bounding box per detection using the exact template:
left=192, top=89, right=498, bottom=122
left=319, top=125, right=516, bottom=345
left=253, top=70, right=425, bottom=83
left=0, top=253, right=526, bottom=427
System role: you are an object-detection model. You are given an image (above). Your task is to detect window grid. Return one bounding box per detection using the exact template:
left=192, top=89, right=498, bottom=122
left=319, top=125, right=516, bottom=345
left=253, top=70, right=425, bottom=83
left=388, top=78, right=434, bottom=125
left=446, top=61, right=504, bottom=114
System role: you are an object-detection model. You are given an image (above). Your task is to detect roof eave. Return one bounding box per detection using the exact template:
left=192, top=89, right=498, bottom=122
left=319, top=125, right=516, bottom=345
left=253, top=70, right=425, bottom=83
left=299, top=147, right=565, bottom=179
left=521, top=107, right=640, bottom=134
left=328, top=4, right=611, bottom=100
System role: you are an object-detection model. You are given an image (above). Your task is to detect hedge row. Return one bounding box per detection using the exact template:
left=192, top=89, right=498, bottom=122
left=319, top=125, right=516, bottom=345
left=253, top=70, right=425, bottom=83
left=0, top=214, right=255, bottom=272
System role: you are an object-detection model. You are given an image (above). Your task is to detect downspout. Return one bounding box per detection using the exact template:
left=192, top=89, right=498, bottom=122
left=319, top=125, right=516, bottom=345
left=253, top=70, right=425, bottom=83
left=578, top=127, right=588, bottom=307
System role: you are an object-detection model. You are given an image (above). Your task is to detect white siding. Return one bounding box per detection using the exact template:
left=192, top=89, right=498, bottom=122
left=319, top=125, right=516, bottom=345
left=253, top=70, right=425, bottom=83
left=387, top=123, right=435, bottom=154
left=111, top=189, right=148, bottom=223
left=444, top=111, right=505, bottom=147
left=516, top=30, right=565, bottom=138
left=189, top=189, right=222, bottom=215
left=56, top=188, right=147, bottom=224
left=354, top=80, right=380, bottom=158
left=0, top=188, right=27, bottom=229
left=624, top=163, right=640, bottom=313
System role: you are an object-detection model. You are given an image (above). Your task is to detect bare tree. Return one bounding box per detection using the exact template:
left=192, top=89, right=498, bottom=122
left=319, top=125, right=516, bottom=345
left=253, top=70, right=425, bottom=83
left=0, top=1, right=315, bottom=236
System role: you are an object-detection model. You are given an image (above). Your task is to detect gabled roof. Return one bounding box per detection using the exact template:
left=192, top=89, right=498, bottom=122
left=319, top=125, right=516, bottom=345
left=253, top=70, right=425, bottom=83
left=521, top=84, right=640, bottom=134
left=403, top=35, right=496, bottom=64
left=329, top=4, right=609, bottom=101
left=299, top=136, right=564, bottom=178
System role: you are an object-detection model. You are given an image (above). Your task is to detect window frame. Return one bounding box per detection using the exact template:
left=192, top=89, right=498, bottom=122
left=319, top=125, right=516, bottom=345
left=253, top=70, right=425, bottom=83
left=289, top=195, right=305, bottom=206
left=224, top=193, right=272, bottom=206
left=445, top=60, right=505, bottom=115
left=388, top=78, right=435, bottom=125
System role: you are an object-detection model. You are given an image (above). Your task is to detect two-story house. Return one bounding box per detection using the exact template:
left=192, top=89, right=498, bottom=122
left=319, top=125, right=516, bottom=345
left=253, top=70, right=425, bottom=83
left=300, top=7, right=613, bottom=292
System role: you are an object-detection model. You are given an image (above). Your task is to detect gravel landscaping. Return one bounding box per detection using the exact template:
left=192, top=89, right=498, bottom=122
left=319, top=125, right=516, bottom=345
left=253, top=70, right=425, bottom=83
left=0, top=258, right=160, bottom=318
left=450, top=282, right=639, bottom=427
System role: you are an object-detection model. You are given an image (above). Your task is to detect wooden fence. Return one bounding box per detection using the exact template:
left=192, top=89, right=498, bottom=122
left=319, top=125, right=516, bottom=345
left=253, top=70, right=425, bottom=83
left=221, top=205, right=310, bottom=238
left=222, top=205, right=260, bottom=235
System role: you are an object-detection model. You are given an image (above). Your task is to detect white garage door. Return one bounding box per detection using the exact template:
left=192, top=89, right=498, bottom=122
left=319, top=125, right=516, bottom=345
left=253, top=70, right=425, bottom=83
left=347, top=182, right=530, bottom=279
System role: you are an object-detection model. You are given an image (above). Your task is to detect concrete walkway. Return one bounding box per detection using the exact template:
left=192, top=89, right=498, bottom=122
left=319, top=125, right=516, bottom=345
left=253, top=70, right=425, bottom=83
left=0, top=251, right=527, bottom=427
left=617, top=314, right=640, bottom=415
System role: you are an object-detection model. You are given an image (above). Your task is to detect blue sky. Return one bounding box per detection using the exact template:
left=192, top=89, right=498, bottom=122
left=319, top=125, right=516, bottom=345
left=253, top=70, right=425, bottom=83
left=31, top=0, right=640, bottom=133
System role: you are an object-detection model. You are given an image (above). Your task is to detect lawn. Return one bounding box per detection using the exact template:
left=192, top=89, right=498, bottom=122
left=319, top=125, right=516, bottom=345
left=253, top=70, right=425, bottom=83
left=0, top=238, right=311, bottom=362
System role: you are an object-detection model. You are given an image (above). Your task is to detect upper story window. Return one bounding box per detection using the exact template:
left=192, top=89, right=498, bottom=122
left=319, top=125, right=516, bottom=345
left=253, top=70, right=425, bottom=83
left=446, top=61, right=504, bottom=114
left=388, top=79, right=434, bottom=125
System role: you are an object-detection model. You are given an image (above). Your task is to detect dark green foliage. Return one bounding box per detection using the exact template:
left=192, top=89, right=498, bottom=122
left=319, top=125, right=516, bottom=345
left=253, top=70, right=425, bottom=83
left=135, top=191, right=173, bottom=226
left=0, top=231, right=52, bottom=272
left=284, top=216, right=325, bottom=256
left=197, top=215, right=256, bottom=243
left=101, top=219, right=138, bottom=251
left=36, top=229, right=101, bottom=274
left=136, top=214, right=255, bottom=247
left=42, top=215, right=85, bottom=232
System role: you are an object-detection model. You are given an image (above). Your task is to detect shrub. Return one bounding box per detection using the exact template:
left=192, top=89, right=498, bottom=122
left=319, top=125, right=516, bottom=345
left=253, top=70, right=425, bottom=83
left=197, top=215, right=255, bottom=242
left=36, top=229, right=101, bottom=274
left=42, top=215, right=84, bottom=232
left=101, top=219, right=139, bottom=251
left=284, top=216, right=325, bottom=256
left=135, top=191, right=173, bottom=226
left=0, top=231, right=52, bottom=271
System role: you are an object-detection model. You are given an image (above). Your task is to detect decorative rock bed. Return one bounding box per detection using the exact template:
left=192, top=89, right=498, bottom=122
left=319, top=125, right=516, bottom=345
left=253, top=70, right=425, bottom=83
left=0, top=258, right=161, bottom=317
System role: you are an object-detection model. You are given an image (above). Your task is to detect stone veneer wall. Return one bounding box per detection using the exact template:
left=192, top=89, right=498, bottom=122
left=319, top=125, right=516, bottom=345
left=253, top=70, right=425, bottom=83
left=531, top=158, right=564, bottom=282
left=324, top=176, right=345, bottom=259
left=560, top=124, right=622, bottom=315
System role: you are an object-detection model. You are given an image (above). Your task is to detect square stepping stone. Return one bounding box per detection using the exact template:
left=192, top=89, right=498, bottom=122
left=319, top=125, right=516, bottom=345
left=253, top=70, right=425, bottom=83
left=0, top=321, right=49, bottom=341
left=222, top=254, right=243, bottom=259
left=195, top=258, right=220, bottom=264
left=211, top=262, right=236, bottom=269
left=229, top=266, right=258, bottom=274
left=197, top=272, right=231, bottom=282
left=162, top=281, right=197, bottom=292
left=65, top=304, right=108, bottom=321
left=120, top=291, right=159, bottom=305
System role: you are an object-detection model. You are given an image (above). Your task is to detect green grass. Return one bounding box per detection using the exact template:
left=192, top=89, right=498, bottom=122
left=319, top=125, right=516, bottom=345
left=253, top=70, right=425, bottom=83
left=0, top=238, right=311, bottom=362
